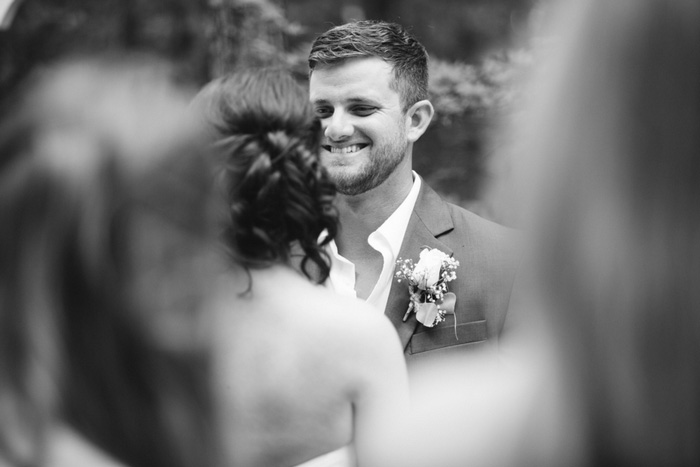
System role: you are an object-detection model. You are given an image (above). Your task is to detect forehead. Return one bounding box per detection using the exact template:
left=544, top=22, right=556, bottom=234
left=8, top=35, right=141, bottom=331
left=309, top=56, right=398, bottom=104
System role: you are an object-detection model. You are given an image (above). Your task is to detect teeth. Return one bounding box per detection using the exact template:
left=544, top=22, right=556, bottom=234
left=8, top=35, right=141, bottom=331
left=329, top=145, right=363, bottom=154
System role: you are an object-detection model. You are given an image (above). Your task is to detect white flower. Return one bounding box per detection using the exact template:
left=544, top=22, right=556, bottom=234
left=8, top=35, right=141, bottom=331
left=410, top=248, right=449, bottom=289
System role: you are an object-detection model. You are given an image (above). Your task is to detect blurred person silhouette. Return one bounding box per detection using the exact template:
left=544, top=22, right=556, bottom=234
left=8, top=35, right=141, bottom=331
left=374, top=0, right=700, bottom=466
left=0, top=56, right=223, bottom=467
left=192, top=68, right=408, bottom=467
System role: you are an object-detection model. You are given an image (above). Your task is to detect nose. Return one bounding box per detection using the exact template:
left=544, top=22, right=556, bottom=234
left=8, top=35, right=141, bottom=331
left=323, top=111, right=353, bottom=141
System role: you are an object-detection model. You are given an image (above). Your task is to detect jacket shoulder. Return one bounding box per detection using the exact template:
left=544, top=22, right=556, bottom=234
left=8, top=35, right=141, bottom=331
left=443, top=201, right=519, bottom=258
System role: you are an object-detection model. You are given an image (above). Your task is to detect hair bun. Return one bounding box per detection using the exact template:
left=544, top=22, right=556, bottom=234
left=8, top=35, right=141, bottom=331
left=194, top=68, right=338, bottom=283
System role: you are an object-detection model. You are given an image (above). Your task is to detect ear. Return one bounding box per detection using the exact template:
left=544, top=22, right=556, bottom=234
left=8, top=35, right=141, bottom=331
left=405, top=100, right=434, bottom=143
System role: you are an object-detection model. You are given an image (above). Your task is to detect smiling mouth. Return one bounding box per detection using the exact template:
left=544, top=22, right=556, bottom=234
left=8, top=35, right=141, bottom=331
left=322, top=144, right=368, bottom=154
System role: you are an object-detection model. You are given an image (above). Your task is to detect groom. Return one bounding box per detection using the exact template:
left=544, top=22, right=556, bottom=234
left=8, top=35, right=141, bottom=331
left=308, top=20, right=518, bottom=362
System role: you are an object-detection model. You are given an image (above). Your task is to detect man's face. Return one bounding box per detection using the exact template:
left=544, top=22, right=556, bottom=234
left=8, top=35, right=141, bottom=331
left=309, top=57, right=409, bottom=196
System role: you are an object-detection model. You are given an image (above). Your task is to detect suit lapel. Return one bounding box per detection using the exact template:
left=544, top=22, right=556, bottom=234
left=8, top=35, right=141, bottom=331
left=384, top=182, right=454, bottom=351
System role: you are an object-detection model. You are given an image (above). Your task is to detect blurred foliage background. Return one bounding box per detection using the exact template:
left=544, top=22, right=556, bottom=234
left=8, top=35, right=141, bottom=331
left=0, top=0, right=545, bottom=219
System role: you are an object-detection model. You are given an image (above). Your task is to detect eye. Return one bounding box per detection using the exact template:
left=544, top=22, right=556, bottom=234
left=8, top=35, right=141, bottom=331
left=351, top=105, right=377, bottom=117
left=314, top=107, right=333, bottom=118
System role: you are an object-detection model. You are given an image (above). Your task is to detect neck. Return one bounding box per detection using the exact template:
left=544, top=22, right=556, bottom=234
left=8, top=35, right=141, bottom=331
left=227, top=262, right=303, bottom=294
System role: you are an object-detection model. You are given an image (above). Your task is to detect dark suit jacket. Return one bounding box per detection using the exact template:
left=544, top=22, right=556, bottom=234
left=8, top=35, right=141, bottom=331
left=387, top=181, right=519, bottom=361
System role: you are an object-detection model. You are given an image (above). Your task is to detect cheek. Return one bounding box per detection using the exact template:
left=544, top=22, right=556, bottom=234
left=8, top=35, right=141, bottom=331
left=372, top=122, right=407, bottom=151
left=378, top=116, right=408, bottom=140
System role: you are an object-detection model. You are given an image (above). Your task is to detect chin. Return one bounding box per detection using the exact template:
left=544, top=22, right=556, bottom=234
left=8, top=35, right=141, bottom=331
left=334, top=175, right=383, bottom=197
left=329, top=173, right=360, bottom=194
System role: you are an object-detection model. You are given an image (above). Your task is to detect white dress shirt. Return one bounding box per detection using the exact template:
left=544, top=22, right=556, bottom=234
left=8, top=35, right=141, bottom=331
left=326, top=172, right=422, bottom=313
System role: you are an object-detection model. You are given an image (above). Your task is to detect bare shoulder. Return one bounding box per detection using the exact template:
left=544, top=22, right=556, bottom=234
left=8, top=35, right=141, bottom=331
left=302, top=284, right=403, bottom=358
left=233, top=266, right=403, bottom=362
left=266, top=279, right=404, bottom=387
left=213, top=265, right=407, bottom=465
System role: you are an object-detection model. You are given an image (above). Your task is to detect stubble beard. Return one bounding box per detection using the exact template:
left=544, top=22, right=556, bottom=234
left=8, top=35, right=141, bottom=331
left=329, top=133, right=409, bottom=196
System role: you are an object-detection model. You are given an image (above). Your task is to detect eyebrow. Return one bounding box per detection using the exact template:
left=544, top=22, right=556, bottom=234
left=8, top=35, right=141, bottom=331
left=312, top=97, right=380, bottom=106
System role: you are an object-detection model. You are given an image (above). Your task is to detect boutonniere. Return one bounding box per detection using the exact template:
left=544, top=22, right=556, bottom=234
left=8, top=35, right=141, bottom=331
left=395, top=247, right=460, bottom=333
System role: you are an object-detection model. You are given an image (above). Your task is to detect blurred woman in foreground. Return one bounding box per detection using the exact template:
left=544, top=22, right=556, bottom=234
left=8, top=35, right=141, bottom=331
left=0, top=57, right=222, bottom=467
left=193, top=68, right=408, bottom=467
left=523, top=0, right=700, bottom=464
left=383, top=0, right=700, bottom=466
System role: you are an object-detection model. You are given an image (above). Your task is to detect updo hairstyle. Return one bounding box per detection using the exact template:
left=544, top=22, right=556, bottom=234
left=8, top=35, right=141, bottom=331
left=194, top=68, right=337, bottom=283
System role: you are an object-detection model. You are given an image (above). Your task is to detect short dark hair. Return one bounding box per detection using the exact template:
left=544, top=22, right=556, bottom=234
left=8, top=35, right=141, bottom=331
left=193, top=68, right=338, bottom=284
left=308, top=20, right=429, bottom=111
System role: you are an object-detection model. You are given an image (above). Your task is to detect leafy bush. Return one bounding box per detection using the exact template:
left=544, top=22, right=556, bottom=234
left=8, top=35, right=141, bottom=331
left=428, top=49, right=533, bottom=124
